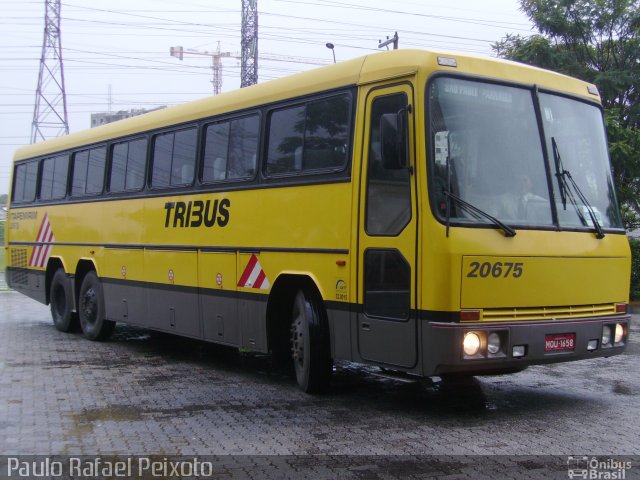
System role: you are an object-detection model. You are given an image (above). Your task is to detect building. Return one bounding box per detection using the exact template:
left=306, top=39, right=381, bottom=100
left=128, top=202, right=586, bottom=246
left=90, top=106, right=166, bottom=128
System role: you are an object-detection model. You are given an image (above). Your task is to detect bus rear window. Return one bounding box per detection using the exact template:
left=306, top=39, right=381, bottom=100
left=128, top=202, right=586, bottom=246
left=12, top=161, right=38, bottom=203
left=265, top=94, right=350, bottom=176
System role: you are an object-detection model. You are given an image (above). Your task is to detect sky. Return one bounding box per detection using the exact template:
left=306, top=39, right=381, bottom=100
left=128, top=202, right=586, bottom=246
left=0, top=0, right=535, bottom=196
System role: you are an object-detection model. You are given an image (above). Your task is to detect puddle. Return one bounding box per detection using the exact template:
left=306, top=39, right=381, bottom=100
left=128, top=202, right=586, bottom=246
left=612, top=380, right=634, bottom=395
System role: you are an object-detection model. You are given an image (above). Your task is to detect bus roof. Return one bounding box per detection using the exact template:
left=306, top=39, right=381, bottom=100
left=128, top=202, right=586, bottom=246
left=13, top=48, right=600, bottom=162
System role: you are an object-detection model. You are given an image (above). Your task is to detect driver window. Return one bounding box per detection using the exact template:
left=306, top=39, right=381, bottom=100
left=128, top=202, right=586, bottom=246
left=366, top=93, right=411, bottom=235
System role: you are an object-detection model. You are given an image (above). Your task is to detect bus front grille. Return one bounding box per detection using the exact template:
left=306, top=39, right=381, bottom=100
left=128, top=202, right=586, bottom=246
left=475, top=303, right=618, bottom=322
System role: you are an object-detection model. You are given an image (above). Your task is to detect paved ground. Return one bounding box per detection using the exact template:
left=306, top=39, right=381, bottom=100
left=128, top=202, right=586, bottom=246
left=0, top=291, right=638, bottom=479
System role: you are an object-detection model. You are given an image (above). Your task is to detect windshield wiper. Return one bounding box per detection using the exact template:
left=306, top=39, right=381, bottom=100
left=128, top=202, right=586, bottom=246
left=444, top=190, right=517, bottom=237
left=551, top=137, right=605, bottom=239
left=442, top=132, right=515, bottom=238
left=552, top=138, right=568, bottom=210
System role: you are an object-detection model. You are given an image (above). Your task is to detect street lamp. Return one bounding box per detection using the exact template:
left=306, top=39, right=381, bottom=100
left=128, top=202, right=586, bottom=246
left=326, top=42, right=336, bottom=64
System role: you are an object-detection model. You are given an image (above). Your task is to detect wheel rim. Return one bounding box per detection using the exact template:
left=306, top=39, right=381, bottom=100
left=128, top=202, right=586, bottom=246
left=52, top=284, right=66, bottom=317
left=290, top=293, right=306, bottom=373
left=81, top=286, right=98, bottom=326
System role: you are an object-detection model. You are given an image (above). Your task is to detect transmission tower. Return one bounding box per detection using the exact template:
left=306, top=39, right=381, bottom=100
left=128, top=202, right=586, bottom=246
left=31, top=0, right=69, bottom=144
left=241, top=0, right=258, bottom=87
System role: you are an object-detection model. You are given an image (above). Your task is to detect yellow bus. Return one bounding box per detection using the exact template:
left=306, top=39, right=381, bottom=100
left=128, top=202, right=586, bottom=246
left=5, top=49, right=631, bottom=392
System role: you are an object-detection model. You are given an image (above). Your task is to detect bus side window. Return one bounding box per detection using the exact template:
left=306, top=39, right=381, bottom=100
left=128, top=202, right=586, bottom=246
left=12, top=161, right=38, bottom=203
left=266, top=105, right=305, bottom=175
left=151, top=127, right=197, bottom=188
left=265, top=93, right=350, bottom=176
left=39, top=154, right=69, bottom=201
left=203, top=122, right=230, bottom=182
left=72, top=146, right=106, bottom=196
left=202, top=114, right=259, bottom=183
left=228, top=115, right=259, bottom=179
left=110, top=138, right=148, bottom=192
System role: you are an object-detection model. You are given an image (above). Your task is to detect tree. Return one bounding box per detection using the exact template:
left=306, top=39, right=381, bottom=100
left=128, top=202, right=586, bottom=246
left=493, top=0, right=640, bottom=228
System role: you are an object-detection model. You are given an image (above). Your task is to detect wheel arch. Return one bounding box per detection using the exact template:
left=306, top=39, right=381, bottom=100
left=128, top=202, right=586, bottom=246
left=74, top=259, right=98, bottom=307
left=45, top=257, right=66, bottom=305
left=266, top=273, right=328, bottom=355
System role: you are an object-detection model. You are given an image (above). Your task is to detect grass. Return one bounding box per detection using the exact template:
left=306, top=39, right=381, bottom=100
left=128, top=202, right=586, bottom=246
left=0, top=246, right=6, bottom=291
left=0, top=221, right=6, bottom=289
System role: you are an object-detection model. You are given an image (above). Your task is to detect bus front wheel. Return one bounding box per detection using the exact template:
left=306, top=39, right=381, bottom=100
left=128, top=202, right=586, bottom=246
left=290, top=288, right=332, bottom=393
left=50, top=268, right=78, bottom=332
left=78, top=271, right=115, bottom=341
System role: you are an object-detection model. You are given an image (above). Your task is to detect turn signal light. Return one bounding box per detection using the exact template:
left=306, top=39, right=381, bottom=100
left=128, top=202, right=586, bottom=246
left=615, top=303, right=627, bottom=314
left=460, top=310, right=481, bottom=322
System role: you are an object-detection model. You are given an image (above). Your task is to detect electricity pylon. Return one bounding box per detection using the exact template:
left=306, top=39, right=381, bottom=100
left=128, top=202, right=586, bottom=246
left=241, top=0, right=258, bottom=87
left=31, top=0, right=69, bottom=144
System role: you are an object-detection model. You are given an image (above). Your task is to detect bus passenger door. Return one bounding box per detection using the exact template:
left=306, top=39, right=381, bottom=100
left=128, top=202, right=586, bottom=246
left=357, top=83, right=418, bottom=368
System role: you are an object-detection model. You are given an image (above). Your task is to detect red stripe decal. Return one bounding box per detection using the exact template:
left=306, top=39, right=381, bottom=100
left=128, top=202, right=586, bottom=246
left=253, top=270, right=266, bottom=289
left=29, top=215, right=48, bottom=266
left=238, top=255, right=258, bottom=287
left=35, top=213, right=48, bottom=242
left=39, top=245, right=51, bottom=268
left=29, top=247, right=39, bottom=267
left=34, top=223, right=50, bottom=268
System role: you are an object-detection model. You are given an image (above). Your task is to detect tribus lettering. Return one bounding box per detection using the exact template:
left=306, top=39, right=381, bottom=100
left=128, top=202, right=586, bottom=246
left=164, top=199, right=230, bottom=228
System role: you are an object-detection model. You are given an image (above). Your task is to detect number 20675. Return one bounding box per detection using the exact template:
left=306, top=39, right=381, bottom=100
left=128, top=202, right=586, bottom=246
left=466, top=261, right=523, bottom=278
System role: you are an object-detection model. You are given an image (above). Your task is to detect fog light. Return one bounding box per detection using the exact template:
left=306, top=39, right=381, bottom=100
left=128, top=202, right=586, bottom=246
left=602, top=325, right=612, bottom=346
left=487, top=332, right=501, bottom=354
left=512, top=345, right=526, bottom=358
left=463, top=332, right=481, bottom=356
left=615, top=323, right=625, bottom=344
left=587, top=339, right=598, bottom=351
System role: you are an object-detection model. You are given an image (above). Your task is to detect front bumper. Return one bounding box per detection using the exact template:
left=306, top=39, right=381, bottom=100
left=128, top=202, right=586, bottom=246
left=423, top=315, right=631, bottom=376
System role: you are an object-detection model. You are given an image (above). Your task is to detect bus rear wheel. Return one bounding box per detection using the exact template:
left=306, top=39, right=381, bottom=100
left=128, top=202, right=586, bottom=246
left=290, top=288, right=332, bottom=393
left=78, top=271, right=115, bottom=341
left=50, top=268, right=78, bottom=332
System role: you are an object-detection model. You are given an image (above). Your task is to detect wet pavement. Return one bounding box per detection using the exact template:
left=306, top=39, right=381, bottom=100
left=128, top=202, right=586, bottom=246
left=0, top=291, right=638, bottom=478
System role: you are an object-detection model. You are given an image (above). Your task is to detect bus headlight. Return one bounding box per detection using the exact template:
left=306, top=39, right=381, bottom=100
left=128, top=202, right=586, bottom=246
left=463, top=332, right=481, bottom=356
left=601, top=325, right=612, bottom=347
left=614, top=323, right=625, bottom=344
left=487, top=332, right=501, bottom=354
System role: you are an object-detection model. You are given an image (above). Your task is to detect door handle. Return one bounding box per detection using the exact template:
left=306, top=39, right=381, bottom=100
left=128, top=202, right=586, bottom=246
left=361, top=322, right=371, bottom=331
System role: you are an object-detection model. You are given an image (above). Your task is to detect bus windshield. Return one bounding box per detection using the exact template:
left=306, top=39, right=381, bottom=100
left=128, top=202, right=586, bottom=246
left=428, top=76, right=623, bottom=231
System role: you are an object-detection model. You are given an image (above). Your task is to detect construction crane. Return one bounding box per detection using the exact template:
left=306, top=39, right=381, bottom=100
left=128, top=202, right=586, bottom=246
left=170, top=44, right=330, bottom=95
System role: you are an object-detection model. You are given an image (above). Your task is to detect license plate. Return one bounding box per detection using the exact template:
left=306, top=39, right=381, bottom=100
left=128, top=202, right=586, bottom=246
left=544, top=333, right=576, bottom=352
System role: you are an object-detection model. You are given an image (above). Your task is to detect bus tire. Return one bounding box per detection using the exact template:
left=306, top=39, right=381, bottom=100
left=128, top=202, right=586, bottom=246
left=290, top=288, right=332, bottom=393
left=50, top=268, right=78, bottom=332
left=78, top=271, right=115, bottom=341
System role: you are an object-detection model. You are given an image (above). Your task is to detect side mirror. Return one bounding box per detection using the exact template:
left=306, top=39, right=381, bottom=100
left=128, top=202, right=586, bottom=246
left=380, top=108, right=409, bottom=170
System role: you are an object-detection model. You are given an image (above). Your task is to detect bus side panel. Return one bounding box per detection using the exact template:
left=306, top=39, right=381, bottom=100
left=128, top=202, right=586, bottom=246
left=103, top=279, right=146, bottom=325
left=102, top=249, right=146, bottom=324
left=199, top=252, right=240, bottom=347
left=6, top=264, right=46, bottom=304
left=144, top=250, right=200, bottom=338
left=238, top=292, right=269, bottom=352
left=326, top=307, right=352, bottom=361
